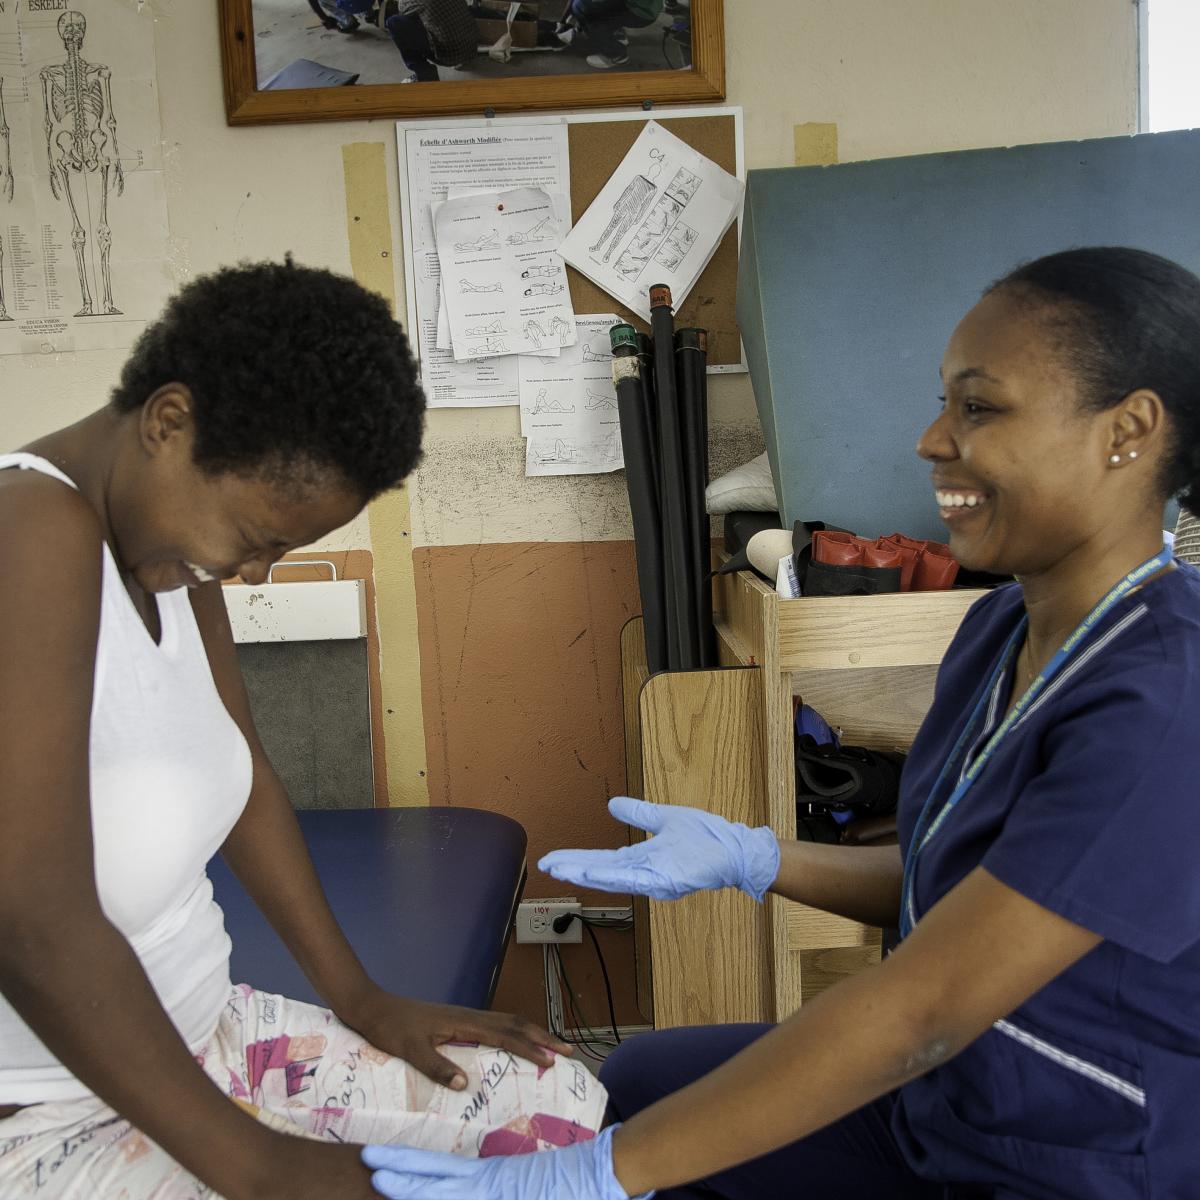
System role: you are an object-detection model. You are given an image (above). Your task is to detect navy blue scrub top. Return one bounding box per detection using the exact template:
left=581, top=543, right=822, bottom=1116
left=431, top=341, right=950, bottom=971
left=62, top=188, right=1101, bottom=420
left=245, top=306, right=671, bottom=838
left=891, top=564, right=1200, bottom=1200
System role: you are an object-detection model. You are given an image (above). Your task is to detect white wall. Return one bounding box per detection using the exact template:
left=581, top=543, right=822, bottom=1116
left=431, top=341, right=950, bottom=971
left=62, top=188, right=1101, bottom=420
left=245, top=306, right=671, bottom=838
left=1, top=0, right=1138, bottom=551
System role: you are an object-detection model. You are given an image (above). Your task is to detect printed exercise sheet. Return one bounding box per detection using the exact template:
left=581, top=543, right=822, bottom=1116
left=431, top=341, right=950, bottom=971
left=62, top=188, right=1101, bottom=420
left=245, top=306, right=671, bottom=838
left=435, top=187, right=575, bottom=361
left=558, top=120, right=743, bottom=322
left=435, top=188, right=570, bottom=359
left=521, top=314, right=623, bottom=477
left=0, top=0, right=172, bottom=356
left=399, top=121, right=571, bottom=407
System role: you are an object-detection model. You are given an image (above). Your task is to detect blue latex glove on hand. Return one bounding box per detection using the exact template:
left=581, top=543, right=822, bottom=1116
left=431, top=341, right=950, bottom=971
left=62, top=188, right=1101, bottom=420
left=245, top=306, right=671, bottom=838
left=362, top=1124, right=649, bottom=1200
left=538, top=796, right=780, bottom=902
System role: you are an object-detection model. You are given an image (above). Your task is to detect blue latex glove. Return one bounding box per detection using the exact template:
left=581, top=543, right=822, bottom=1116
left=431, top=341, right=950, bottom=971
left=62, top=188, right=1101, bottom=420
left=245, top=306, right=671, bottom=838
left=362, top=1123, right=650, bottom=1200
left=538, top=796, right=780, bottom=902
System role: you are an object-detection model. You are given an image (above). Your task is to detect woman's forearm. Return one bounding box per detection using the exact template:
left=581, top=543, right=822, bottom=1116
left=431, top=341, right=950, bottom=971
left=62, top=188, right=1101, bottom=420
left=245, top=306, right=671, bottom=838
left=769, top=840, right=903, bottom=928
left=0, top=905, right=278, bottom=1198
left=219, top=777, right=377, bottom=1021
left=609, top=949, right=951, bottom=1196
left=191, top=582, right=378, bottom=1024
left=612, top=865, right=1105, bottom=1197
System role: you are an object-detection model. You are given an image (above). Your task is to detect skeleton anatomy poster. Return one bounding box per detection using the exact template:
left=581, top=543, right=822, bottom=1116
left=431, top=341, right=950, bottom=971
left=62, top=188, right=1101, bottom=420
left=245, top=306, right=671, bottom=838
left=0, top=0, right=170, bottom=356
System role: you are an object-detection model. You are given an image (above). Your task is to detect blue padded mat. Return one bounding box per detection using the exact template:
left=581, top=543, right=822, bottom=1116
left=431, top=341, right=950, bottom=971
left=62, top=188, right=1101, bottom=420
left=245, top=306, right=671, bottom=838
left=208, top=807, right=527, bottom=1010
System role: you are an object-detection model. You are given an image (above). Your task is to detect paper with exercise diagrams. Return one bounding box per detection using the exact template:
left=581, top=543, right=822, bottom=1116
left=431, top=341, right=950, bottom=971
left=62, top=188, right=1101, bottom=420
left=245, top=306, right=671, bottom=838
left=434, top=187, right=576, bottom=361
left=558, top=121, right=744, bottom=322
left=521, top=314, right=624, bottom=477
left=434, top=188, right=568, bottom=359
left=400, top=122, right=571, bottom=407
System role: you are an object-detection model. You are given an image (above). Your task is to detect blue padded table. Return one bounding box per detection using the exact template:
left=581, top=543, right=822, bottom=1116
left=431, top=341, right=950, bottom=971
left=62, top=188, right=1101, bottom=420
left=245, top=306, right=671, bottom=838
left=207, top=807, right=527, bottom=1010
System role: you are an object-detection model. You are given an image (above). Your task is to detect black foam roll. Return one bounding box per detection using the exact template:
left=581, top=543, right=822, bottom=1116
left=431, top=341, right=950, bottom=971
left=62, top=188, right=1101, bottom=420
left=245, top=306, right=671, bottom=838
left=649, top=284, right=698, bottom=670
left=610, top=323, right=668, bottom=674
left=636, top=332, right=661, bottom=496
left=676, top=327, right=715, bottom=667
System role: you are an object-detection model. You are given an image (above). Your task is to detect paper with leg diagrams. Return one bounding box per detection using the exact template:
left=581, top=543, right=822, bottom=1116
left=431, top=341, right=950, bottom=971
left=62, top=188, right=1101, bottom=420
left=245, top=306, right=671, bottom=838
left=435, top=186, right=576, bottom=361
left=434, top=188, right=570, bottom=360
left=0, top=0, right=170, bottom=355
left=558, top=121, right=744, bottom=322
left=521, top=314, right=623, bottom=477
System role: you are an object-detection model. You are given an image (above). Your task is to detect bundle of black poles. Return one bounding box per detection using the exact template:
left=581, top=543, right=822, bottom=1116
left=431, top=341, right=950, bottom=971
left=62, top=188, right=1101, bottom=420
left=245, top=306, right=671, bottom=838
left=611, top=324, right=668, bottom=673
left=610, top=283, right=715, bottom=674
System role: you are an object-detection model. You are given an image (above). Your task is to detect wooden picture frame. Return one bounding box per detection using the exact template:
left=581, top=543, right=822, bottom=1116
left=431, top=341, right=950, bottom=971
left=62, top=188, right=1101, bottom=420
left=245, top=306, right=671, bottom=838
left=218, top=1, right=725, bottom=126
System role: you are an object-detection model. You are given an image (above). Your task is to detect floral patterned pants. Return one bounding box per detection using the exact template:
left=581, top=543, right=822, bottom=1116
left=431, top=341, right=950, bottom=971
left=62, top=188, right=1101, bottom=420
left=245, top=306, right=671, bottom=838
left=0, top=984, right=607, bottom=1198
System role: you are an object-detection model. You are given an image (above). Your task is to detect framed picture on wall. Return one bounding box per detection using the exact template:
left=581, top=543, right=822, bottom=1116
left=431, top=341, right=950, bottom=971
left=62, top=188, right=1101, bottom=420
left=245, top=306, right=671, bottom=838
left=219, top=1, right=724, bottom=126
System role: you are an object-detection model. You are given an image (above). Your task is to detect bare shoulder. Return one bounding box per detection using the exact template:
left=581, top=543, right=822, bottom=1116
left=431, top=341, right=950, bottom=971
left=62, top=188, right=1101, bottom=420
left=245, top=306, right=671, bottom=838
left=0, top=470, right=105, bottom=628
left=0, top=468, right=105, bottom=560
left=0, top=475, right=107, bottom=915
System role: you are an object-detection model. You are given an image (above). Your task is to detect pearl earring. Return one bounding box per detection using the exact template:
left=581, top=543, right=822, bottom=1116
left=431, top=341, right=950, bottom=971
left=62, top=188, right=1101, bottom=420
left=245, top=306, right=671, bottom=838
left=1129, top=450, right=1138, bottom=460
left=1109, top=454, right=1121, bottom=465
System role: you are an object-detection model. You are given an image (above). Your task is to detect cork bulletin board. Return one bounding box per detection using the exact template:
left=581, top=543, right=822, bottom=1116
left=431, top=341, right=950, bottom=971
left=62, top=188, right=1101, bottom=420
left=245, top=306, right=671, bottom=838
left=564, top=112, right=743, bottom=367
left=398, top=107, right=745, bottom=373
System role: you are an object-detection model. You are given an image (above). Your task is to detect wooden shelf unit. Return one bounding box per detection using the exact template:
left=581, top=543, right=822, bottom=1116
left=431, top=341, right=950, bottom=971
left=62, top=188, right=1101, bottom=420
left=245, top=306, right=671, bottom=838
left=623, top=569, right=986, bottom=1028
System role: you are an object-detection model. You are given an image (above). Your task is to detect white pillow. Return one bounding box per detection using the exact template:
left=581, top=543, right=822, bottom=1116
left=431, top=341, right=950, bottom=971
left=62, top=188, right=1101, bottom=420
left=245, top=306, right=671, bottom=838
left=705, top=451, right=778, bottom=514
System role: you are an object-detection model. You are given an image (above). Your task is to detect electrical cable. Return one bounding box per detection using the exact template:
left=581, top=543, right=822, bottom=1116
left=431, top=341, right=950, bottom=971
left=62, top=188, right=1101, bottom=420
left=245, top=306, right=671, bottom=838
left=551, top=945, right=608, bottom=1062
left=554, top=945, right=607, bottom=1055
left=543, top=936, right=610, bottom=1060
left=550, top=944, right=596, bottom=1054
left=542, top=944, right=565, bottom=1039
left=580, top=919, right=621, bottom=1044
left=551, top=912, right=623, bottom=1046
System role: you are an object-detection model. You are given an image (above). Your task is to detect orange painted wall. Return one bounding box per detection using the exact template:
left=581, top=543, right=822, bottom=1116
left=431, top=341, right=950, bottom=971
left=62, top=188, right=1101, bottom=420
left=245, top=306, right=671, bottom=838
left=413, top=539, right=648, bottom=1027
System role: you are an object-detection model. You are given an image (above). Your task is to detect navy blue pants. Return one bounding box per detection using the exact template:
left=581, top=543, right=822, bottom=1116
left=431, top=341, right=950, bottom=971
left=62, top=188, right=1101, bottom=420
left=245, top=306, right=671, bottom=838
left=599, top=1024, right=987, bottom=1199
left=569, top=0, right=657, bottom=56
left=386, top=13, right=438, bottom=80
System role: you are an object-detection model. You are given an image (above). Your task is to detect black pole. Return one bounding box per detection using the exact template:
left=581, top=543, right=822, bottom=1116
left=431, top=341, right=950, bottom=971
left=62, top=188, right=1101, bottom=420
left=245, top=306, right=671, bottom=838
left=636, top=332, right=661, bottom=496
left=650, top=283, right=698, bottom=670
left=639, top=328, right=675, bottom=667
left=610, top=322, right=668, bottom=674
left=676, top=327, right=715, bottom=667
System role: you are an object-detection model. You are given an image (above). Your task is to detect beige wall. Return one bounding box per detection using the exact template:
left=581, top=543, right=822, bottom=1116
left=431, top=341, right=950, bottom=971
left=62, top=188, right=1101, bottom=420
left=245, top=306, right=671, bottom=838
left=1, top=1, right=1137, bottom=535
left=0, top=0, right=1137, bottom=1024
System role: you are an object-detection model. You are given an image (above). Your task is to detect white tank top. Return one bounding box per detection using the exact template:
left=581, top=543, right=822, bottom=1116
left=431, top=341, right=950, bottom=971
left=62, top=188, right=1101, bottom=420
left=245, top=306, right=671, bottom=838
left=0, top=452, right=253, bottom=1103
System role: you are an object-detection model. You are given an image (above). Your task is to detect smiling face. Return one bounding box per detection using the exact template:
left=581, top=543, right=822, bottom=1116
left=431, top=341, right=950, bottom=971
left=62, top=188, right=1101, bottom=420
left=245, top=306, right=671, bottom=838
left=917, top=288, right=1142, bottom=578
left=109, top=387, right=364, bottom=593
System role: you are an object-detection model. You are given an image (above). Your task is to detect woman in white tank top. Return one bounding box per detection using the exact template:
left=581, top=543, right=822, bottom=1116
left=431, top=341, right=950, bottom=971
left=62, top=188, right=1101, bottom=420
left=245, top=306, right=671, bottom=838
left=0, top=262, right=606, bottom=1200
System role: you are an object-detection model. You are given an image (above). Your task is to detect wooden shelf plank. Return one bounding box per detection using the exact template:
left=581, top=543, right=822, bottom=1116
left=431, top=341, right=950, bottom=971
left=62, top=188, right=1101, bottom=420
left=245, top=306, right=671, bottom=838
left=776, top=590, right=986, bottom=671
left=785, top=904, right=881, bottom=952
left=641, top=667, right=773, bottom=1027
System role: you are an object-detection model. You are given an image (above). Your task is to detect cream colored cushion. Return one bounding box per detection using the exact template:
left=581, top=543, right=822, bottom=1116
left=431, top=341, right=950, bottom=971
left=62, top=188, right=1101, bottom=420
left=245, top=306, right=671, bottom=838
left=705, top=451, right=778, bottom=514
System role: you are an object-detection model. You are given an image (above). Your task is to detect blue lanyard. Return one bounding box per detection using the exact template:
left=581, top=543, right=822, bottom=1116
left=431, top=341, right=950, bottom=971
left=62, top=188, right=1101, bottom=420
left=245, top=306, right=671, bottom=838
left=899, top=545, right=1174, bottom=936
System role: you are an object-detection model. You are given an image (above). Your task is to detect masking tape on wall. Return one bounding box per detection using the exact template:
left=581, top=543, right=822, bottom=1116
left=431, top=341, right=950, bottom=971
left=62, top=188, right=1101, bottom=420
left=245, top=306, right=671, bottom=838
left=794, top=122, right=839, bottom=167
left=342, top=141, right=430, bottom=806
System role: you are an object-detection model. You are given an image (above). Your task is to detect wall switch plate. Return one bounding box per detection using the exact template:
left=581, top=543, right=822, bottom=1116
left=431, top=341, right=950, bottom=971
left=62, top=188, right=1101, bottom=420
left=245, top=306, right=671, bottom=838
left=515, top=898, right=582, bottom=943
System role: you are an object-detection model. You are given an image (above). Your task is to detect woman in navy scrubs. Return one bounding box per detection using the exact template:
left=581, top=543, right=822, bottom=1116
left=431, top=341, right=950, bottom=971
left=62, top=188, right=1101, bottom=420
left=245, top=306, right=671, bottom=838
left=363, top=247, right=1200, bottom=1200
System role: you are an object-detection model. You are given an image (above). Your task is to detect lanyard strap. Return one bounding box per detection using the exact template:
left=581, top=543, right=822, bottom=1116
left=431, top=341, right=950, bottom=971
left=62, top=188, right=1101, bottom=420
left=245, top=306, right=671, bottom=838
left=899, top=545, right=1174, bottom=936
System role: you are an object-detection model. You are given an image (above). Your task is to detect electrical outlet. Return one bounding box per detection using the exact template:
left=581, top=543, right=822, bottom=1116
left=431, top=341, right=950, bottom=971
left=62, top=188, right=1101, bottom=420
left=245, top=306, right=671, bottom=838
left=516, top=898, right=582, bottom=943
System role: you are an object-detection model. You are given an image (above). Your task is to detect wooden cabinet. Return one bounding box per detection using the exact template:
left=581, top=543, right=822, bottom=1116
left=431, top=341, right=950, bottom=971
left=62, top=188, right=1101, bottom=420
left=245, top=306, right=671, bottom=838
left=622, top=568, right=986, bottom=1028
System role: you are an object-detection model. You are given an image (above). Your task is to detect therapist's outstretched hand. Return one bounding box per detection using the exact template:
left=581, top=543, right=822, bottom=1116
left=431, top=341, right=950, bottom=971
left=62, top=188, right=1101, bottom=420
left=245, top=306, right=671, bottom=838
left=539, top=796, right=780, bottom=902
left=363, top=1125, right=646, bottom=1200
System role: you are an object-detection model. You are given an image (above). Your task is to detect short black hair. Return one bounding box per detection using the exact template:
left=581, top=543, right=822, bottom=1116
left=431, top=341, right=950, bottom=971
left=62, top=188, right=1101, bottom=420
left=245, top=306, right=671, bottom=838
left=111, top=258, right=425, bottom=501
left=989, top=247, right=1200, bottom=513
